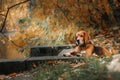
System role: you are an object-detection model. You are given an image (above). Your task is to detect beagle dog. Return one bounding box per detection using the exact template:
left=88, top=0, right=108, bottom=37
left=64, top=30, right=110, bottom=57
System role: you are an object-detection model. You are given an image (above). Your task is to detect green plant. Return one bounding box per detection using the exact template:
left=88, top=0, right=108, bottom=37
left=18, top=17, right=28, bottom=24
left=32, top=57, right=112, bottom=80
left=33, top=62, right=71, bottom=80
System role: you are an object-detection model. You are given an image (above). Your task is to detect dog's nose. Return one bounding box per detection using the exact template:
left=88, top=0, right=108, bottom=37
left=77, top=39, right=79, bottom=43
left=76, top=39, right=80, bottom=45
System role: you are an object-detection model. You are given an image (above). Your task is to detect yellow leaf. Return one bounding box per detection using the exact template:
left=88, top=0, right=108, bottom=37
left=58, top=77, right=64, bottom=80
left=1, top=39, right=6, bottom=44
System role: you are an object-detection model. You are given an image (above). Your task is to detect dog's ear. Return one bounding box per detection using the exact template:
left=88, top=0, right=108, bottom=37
left=74, top=35, right=78, bottom=46
left=74, top=34, right=77, bottom=41
left=84, top=31, right=90, bottom=44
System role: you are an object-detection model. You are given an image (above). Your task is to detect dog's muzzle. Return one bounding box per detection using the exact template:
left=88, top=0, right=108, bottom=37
left=76, top=40, right=80, bottom=46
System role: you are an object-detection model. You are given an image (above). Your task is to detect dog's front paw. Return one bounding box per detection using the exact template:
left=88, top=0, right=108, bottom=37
left=63, top=52, right=73, bottom=57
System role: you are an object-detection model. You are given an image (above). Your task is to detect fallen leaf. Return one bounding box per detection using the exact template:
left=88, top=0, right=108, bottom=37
left=0, top=75, right=8, bottom=80
left=61, top=72, right=70, bottom=78
left=32, top=63, right=37, bottom=68
left=9, top=72, right=17, bottom=77
left=58, top=77, right=64, bottom=80
left=47, top=60, right=53, bottom=65
left=70, top=62, right=85, bottom=68
left=0, top=39, right=6, bottom=44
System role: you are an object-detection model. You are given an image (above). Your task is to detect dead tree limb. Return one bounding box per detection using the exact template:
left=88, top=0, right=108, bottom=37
left=0, top=14, right=5, bottom=17
left=0, top=0, right=30, bottom=33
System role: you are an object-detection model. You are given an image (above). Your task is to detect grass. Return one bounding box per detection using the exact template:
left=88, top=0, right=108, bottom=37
left=32, top=56, right=118, bottom=80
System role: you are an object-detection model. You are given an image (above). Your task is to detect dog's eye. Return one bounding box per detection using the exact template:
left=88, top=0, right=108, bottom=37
left=80, top=35, right=83, bottom=37
left=75, top=37, right=77, bottom=39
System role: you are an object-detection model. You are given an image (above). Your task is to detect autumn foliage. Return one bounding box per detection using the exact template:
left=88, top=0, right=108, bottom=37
left=0, top=0, right=120, bottom=58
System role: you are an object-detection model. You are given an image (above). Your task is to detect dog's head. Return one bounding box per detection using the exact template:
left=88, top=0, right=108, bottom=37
left=75, top=30, right=90, bottom=46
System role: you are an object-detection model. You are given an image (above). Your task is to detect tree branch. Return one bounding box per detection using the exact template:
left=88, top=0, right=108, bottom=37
left=0, top=14, right=5, bottom=17
left=0, top=0, right=30, bottom=33
left=0, top=33, right=23, bottom=48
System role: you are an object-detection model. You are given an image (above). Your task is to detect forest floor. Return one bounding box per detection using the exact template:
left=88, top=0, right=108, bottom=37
left=0, top=26, right=120, bottom=80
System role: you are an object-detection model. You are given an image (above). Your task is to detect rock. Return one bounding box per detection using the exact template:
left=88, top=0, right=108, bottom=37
left=0, top=75, right=8, bottom=80
left=107, top=54, right=120, bottom=72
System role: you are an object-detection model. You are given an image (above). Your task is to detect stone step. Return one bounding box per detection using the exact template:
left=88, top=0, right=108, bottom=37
left=0, top=44, right=76, bottom=74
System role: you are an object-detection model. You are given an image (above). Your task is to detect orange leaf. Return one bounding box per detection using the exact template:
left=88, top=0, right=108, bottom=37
left=32, top=63, right=37, bottom=68
left=9, top=72, right=17, bottom=77
left=47, top=60, right=53, bottom=65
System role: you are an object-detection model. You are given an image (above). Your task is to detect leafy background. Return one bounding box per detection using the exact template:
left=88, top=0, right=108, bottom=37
left=0, top=0, right=120, bottom=58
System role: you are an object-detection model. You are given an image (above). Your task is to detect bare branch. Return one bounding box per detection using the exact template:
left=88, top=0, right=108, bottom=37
left=0, top=33, right=24, bottom=48
left=0, top=0, right=30, bottom=33
left=0, top=14, right=5, bottom=17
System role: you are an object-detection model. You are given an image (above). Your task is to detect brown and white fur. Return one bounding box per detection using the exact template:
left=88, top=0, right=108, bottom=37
left=63, top=30, right=110, bottom=57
